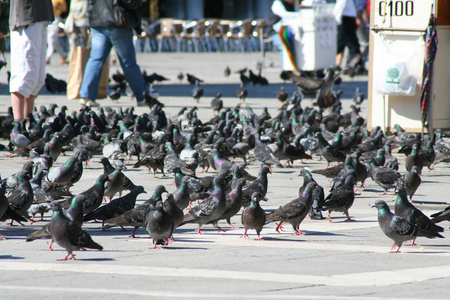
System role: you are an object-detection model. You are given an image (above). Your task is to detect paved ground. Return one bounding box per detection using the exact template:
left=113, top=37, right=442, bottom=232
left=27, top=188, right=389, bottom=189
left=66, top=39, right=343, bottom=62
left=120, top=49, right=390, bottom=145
left=0, top=52, right=449, bottom=299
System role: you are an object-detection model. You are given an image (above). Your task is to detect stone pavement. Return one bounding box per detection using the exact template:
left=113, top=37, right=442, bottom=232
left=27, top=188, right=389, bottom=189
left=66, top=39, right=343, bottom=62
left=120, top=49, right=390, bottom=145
left=0, top=52, right=449, bottom=299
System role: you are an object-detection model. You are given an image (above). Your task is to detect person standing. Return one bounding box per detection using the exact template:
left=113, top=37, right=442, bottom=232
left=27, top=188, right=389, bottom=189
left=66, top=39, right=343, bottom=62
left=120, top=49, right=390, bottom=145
left=46, top=0, right=68, bottom=65
left=79, top=0, right=152, bottom=107
left=9, top=0, right=55, bottom=120
left=333, top=0, right=362, bottom=73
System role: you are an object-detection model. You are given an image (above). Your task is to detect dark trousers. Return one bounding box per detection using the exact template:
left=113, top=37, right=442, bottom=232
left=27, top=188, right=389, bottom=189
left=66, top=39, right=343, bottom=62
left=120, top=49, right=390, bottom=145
left=337, top=16, right=361, bottom=58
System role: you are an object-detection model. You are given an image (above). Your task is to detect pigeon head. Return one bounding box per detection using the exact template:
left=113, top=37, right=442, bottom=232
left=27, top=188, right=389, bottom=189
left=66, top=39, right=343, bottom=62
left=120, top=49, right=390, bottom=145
left=49, top=201, right=63, bottom=212
left=97, top=174, right=110, bottom=184
left=251, top=192, right=264, bottom=202
left=371, top=200, right=389, bottom=210
left=132, top=186, right=146, bottom=195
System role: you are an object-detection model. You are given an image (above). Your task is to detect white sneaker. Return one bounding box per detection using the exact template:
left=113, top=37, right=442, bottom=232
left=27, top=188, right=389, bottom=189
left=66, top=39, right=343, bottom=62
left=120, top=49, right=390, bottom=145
left=137, top=100, right=146, bottom=107
left=87, top=100, right=100, bottom=107
left=79, top=98, right=90, bottom=106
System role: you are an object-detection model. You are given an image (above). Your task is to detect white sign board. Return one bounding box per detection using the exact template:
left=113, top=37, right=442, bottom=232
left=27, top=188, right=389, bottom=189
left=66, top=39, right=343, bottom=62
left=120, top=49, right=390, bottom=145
left=372, top=0, right=434, bottom=29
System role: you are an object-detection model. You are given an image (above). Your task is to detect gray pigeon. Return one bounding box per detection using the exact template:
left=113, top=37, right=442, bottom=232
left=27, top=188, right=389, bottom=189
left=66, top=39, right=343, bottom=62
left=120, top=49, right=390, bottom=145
left=266, top=181, right=316, bottom=235
left=241, top=192, right=266, bottom=240
left=10, top=120, right=31, bottom=149
left=372, top=200, right=418, bottom=253
left=145, top=201, right=174, bottom=248
left=47, top=202, right=103, bottom=261
left=78, top=174, right=110, bottom=215
left=84, top=186, right=146, bottom=226
left=180, top=176, right=227, bottom=234
left=47, top=156, right=78, bottom=183
left=103, top=185, right=168, bottom=238
left=7, top=171, right=34, bottom=225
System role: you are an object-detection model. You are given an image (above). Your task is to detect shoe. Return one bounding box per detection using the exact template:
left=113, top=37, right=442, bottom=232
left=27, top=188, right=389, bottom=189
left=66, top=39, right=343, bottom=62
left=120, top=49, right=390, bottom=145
left=87, top=100, right=100, bottom=107
left=60, top=57, right=69, bottom=65
left=46, top=60, right=50, bottom=65
left=79, top=98, right=89, bottom=106
left=137, top=100, right=146, bottom=107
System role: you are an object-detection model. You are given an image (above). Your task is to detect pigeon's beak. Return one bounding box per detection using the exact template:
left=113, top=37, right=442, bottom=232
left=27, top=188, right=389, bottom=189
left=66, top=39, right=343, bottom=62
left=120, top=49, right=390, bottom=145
left=261, top=197, right=268, bottom=202
left=370, top=204, right=376, bottom=208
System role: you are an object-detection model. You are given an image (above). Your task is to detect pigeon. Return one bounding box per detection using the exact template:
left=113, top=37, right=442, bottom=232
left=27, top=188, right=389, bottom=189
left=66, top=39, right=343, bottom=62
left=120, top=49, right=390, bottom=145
left=405, top=143, right=424, bottom=175
left=241, top=192, right=266, bottom=240
left=369, top=159, right=402, bottom=195
left=394, top=186, right=444, bottom=245
left=241, top=166, right=271, bottom=206
left=298, top=169, right=324, bottom=220
left=103, top=185, right=168, bottom=237
left=9, top=120, right=31, bottom=149
left=218, top=178, right=247, bottom=228
left=78, top=174, right=110, bottom=215
left=84, top=186, right=146, bottom=226
left=186, top=73, right=203, bottom=85
left=180, top=176, right=227, bottom=234
left=47, top=156, right=78, bottom=183
left=5, top=161, right=34, bottom=191
left=224, top=66, right=231, bottom=77
left=266, top=181, right=316, bottom=235
left=7, top=171, right=34, bottom=224
left=372, top=200, right=418, bottom=253
left=145, top=200, right=174, bottom=248
left=26, top=195, right=86, bottom=249
left=276, top=86, right=288, bottom=103
left=316, top=132, right=346, bottom=167
left=163, top=193, right=184, bottom=229
left=177, top=72, right=184, bottom=82
left=431, top=206, right=450, bottom=224
left=47, top=202, right=103, bottom=261
left=321, top=175, right=356, bottom=222
left=397, top=165, right=422, bottom=199
left=0, top=178, right=9, bottom=239
left=192, top=80, right=203, bottom=103
left=211, top=93, right=223, bottom=116
left=237, top=83, right=248, bottom=103
left=353, top=87, right=364, bottom=106
left=253, top=135, right=283, bottom=168
left=288, top=67, right=340, bottom=109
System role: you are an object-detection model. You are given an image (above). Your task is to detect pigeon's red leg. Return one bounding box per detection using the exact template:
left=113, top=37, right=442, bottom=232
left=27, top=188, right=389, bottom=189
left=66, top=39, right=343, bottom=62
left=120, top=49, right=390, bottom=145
left=47, top=241, right=54, bottom=251
left=195, top=226, right=205, bottom=235
left=240, top=230, right=249, bottom=238
left=214, top=225, right=227, bottom=233
left=275, top=222, right=284, bottom=233
left=0, top=233, right=6, bottom=240
left=255, top=235, right=263, bottom=241
left=131, top=227, right=138, bottom=238
left=326, top=211, right=333, bottom=222
left=295, top=229, right=306, bottom=235
left=227, top=222, right=236, bottom=229
left=406, top=237, right=417, bottom=246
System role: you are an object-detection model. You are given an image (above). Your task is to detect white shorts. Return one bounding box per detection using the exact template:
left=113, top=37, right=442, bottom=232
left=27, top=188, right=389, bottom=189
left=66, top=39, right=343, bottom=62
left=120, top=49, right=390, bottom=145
left=9, top=22, right=48, bottom=98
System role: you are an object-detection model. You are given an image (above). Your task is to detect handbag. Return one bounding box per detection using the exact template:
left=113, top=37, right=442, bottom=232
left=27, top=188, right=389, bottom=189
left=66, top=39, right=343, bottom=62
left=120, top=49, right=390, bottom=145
left=113, top=0, right=142, bottom=29
left=67, top=46, right=109, bottom=100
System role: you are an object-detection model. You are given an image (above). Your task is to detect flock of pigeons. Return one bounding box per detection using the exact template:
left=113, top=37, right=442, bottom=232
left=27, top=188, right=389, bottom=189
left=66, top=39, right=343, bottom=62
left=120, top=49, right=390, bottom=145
left=1, top=67, right=450, bottom=261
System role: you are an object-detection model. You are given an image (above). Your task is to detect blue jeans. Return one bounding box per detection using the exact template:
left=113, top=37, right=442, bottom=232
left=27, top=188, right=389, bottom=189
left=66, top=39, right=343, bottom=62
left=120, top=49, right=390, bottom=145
left=79, top=27, right=148, bottom=101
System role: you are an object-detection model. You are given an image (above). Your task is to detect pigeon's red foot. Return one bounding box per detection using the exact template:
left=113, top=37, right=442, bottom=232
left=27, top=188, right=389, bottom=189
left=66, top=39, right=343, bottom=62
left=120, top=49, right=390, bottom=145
left=47, top=241, right=54, bottom=251
left=240, top=231, right=249, bottom=239
left=295, top=230, right=306, bottom=235
left=275, top=222, right=284, bottom=233
left=0, top=233, right=6, bottom=240
left=195, top=227, right=205, bottom=235
left=255, top=236, right=263, bottom=241
left=228, top=223, right=236, bottom=229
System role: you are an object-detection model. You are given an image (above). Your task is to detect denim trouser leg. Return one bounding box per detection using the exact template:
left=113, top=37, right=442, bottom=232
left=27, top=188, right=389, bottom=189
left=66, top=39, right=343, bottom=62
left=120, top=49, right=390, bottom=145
left=109, top=28, right=148, bottom=102
left=79, top=28, right=112, bottom=100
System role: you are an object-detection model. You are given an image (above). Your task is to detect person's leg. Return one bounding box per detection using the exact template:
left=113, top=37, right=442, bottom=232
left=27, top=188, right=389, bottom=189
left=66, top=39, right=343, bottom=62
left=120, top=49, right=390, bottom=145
left=46, top=19, right=58, bottom=62
left=11, top=92, right=25, bottom=120
left=107, top=28, right=148, bottom=102
left=79, top=27, right=112, bottom=101
left=343, top=16, right=361, bottom=59
left=10, top=23, right=47, bottom=120
left=336, top=23, right=346, bottom=68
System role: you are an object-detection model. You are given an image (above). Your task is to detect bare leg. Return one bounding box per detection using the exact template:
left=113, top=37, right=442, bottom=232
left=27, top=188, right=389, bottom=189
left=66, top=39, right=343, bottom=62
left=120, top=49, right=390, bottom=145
left=11, top=92, right=25, bottom=120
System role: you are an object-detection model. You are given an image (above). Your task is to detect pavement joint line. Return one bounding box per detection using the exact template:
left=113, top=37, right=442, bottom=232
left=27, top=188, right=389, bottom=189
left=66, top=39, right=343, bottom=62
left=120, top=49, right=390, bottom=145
left=0, top=285, right=434, bottom=299
left=1, top=262, right=450, bottom=287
